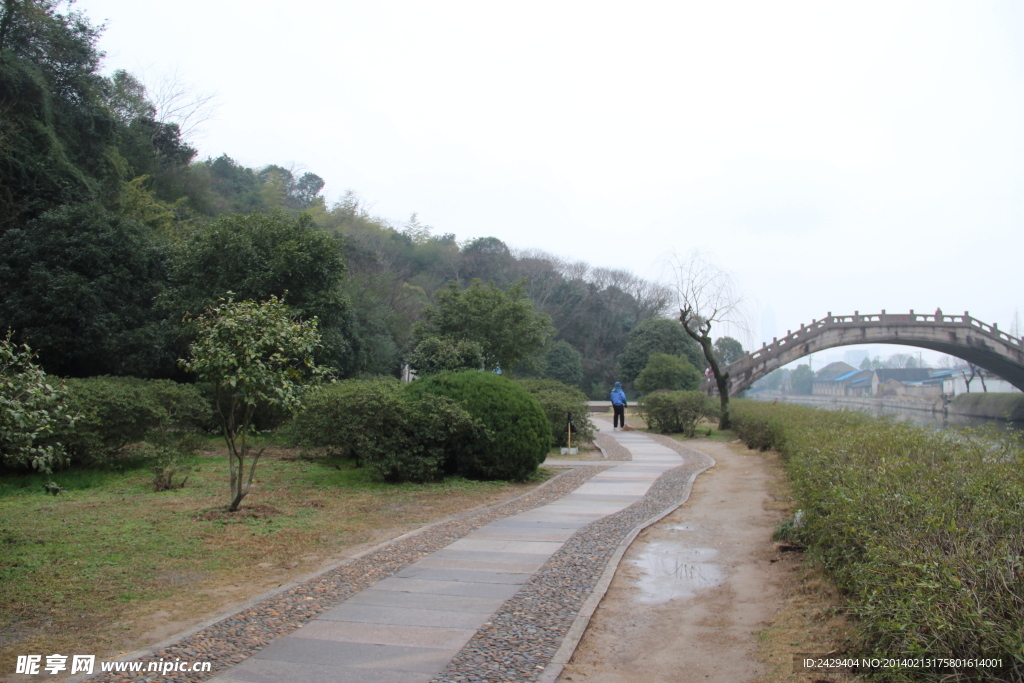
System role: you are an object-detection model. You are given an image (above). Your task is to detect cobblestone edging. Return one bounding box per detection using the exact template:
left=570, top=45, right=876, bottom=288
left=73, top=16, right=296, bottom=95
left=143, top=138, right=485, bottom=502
left=430, top=442, right=711, bottom=683
left=86, top=466, right=611, bottom=683
left=592, top=433, right=630, bottom=461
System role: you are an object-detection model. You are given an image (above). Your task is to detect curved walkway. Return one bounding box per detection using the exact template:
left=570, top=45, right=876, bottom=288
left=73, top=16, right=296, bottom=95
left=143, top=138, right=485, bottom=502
left=84, top=420, right=713, bottom=683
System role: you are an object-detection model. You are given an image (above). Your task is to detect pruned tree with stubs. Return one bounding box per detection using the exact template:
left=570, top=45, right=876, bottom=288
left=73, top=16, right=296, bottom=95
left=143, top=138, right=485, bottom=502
left=672, top=250, right=748, bottom=429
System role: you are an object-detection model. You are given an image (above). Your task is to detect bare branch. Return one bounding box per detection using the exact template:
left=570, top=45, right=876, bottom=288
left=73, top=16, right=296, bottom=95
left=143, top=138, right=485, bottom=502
left=145, top=67, right=219, bottom=140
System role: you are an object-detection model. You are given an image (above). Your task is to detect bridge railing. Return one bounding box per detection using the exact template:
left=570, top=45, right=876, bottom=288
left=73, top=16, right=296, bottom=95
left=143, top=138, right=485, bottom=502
left=737, top=310, right=1024, bottom=368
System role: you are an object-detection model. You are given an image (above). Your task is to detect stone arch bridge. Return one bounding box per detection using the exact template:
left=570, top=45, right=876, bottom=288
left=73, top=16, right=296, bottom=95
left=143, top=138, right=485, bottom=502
left=715, top=310, right=1024, bottom=397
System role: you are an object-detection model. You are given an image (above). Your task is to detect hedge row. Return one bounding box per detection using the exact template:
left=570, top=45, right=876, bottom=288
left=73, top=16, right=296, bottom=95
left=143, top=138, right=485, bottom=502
left=731, top=400, right=1024, bottom=682
left=291, top=372, right=552, bottom=482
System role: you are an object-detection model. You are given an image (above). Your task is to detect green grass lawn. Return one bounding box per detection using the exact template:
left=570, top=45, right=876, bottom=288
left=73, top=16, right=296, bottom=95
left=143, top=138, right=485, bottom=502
left=0, top=442, right=553, bottom=671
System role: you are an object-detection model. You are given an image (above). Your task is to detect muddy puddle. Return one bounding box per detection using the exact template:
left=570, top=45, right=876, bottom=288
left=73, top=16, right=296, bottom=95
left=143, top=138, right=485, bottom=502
left=628, top=525, right=724, bottom=604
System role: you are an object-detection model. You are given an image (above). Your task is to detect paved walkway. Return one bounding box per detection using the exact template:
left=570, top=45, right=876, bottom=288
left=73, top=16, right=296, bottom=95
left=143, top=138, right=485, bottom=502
left=209, top=420, right=686, bottom=683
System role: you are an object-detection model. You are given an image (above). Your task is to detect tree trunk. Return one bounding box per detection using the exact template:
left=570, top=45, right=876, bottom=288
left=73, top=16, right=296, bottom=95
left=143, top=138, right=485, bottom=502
left=679, top=312, right=731, bottom=430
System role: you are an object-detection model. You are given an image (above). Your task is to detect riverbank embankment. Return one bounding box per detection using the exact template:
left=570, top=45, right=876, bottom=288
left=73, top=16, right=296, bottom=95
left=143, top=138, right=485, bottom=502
left=751, top=391, right=1024, bottom=429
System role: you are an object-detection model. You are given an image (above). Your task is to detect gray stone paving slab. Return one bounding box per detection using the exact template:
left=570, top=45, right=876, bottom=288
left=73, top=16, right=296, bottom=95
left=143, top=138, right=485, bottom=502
left=318, top=603, right=486, bottom=629
left=255, top=638, right=450, bottom=672
left=371, top=576, right=524, bottom=599
left=414, top=556, right=546, bottom=573
left=557, top=492, right=648, bottom=502
left=445, top=538, right=564, bottom=554
left=574, top=481, right=661, bottom=495
left=429, top=549, right=553, bottom=563
left=297, top=619, right=476, bottom=649
left=485, top=517, right=594, bottom=529
left=394, top=566, right=533, bottom=584
left=345, top=588, right=506, bottom=614
left=216, top=659, right=434, bottom=683
left=463, top=527, right=577, bottom=542
left=541, top=502, right=632, bottom=514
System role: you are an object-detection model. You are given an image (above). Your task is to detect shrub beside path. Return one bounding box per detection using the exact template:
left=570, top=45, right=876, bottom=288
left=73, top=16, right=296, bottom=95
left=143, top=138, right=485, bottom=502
left=77, top=419, right=713, bottom=683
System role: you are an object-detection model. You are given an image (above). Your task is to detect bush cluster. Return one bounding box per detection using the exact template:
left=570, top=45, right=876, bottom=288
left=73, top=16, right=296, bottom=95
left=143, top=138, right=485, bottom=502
left=57, top=377, right=210, bottom=466
left=635, top=353, right=701, bottom=394
left=731, top=400, right=1024, bottom=681
left=288, top=378, right=488, bottom=483
left=1, top=335, right=77, bottom=473
left=517, top=379, right=595, bottom=447
left=405, top=371, right=550, bottom=480
left=637, top=390, right=716, bottom=435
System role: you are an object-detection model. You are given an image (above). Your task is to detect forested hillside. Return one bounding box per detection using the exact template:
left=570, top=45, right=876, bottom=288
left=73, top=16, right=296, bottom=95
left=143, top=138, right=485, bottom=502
left=0, top=1, right=682, bottom=396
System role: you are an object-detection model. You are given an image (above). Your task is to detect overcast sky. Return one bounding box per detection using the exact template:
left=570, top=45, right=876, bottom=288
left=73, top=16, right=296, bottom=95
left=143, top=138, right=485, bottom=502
left=78, top=0, right=1023, bottom=362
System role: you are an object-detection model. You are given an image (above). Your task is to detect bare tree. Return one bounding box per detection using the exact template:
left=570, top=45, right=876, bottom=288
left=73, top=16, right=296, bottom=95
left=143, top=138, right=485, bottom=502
left=147, top=68, right=219, bottom=140
left=672, top=250, right=748, bottom=429
left=937, top=355, right=985, bottom=393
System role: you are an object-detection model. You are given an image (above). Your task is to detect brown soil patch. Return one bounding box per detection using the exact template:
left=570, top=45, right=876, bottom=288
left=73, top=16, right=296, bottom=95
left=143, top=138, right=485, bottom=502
left=558, top=438, right=856, bottom=683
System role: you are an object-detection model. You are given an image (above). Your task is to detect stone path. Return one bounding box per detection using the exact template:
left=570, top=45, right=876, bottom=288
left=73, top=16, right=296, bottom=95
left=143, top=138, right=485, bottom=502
left=200, top=419, right=703, bottom=683
left=80, top=420, right=711, bottom=683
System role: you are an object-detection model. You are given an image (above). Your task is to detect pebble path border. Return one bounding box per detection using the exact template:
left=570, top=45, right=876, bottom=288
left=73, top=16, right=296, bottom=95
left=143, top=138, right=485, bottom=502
left=430, top=440, right=711, bottom=683
left=591, top=432, right=630, bottom=461
left=84, top=465, right=610, bottom=683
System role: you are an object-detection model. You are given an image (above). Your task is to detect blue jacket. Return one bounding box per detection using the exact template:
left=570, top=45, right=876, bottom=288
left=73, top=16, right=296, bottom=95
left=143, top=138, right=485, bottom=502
left=610, top=383, right=627, bottom=406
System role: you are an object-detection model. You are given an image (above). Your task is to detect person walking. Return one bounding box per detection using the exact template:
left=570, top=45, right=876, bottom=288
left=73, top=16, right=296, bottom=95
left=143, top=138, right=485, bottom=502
left=610, top=381, right=627, bottom=430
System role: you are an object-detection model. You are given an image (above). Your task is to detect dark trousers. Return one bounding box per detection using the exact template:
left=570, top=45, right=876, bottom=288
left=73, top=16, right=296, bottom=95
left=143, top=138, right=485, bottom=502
left=613, top=404, right=625, bottom=427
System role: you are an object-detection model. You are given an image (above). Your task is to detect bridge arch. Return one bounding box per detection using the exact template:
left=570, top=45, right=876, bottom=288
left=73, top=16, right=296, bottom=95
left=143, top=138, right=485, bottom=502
left=720, top=311, right=1024, bottom=397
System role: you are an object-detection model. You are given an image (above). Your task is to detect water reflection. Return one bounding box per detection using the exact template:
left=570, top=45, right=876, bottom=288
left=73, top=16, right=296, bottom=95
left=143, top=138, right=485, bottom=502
left=762, top=397, right=1022, bottom=433
left=629, top=542, right=723, bottom=604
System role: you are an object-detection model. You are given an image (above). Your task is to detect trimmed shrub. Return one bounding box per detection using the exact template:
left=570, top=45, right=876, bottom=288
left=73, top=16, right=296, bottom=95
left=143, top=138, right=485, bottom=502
left=287, top=378, right=404, bottom=463
left=407, top=336, right=484, bottom=376
left=405, top=371, right=550, bottom=480
left=635, top=353, right=702, bottom=394
left=731, top=400, right=1024, bottom=680
left=517, top=378, right=595, bottom=447
left=637, top=390, right=713, bottom=435
left=287, top=378, right=487, bottom=483
left=55, top=377, right=210, bottom=465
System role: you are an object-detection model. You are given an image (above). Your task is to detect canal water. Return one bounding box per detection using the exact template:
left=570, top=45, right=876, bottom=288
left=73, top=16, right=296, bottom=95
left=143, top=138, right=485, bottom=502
left=754, top=395, right=1023, bottom=433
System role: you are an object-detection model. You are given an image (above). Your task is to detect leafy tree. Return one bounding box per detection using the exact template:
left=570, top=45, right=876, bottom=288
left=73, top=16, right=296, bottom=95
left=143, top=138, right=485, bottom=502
left=0, top=333, right=78, bottom=472
left=257, top=165, right=326, bottom=211
left=712, top=336, right=746, bottom=365
left=165, top=212, right=353, bottom=371
left=0, top=202, right=172, bottom=377
left=180, top=296, right=326, bottom=511
left=407, top=336, right=483, bottom=376
left=542, top=340, right=583, bottom=387
left=0, top=0, right=120, bottom=229
left=763, top=367, right=791, bottom=392
left=203, top=154, right=264, bottom=214
left=413, top=279, right=553, bottom=373
left=635, top=353, right=702, bottom=394
left=791, top=364, right=814, bottom=394
left=617, top=317, right=703, bottom=383
left=459, top=236, right=515, bottom=284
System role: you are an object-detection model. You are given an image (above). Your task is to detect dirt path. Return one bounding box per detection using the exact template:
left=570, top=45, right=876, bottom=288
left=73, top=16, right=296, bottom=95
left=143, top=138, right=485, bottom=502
left=558, top=438, right=794, bottom=683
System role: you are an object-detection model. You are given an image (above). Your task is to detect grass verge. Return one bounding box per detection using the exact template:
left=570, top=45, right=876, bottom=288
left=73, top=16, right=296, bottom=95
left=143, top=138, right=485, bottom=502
left=0, top=444, right=554, bottom=675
